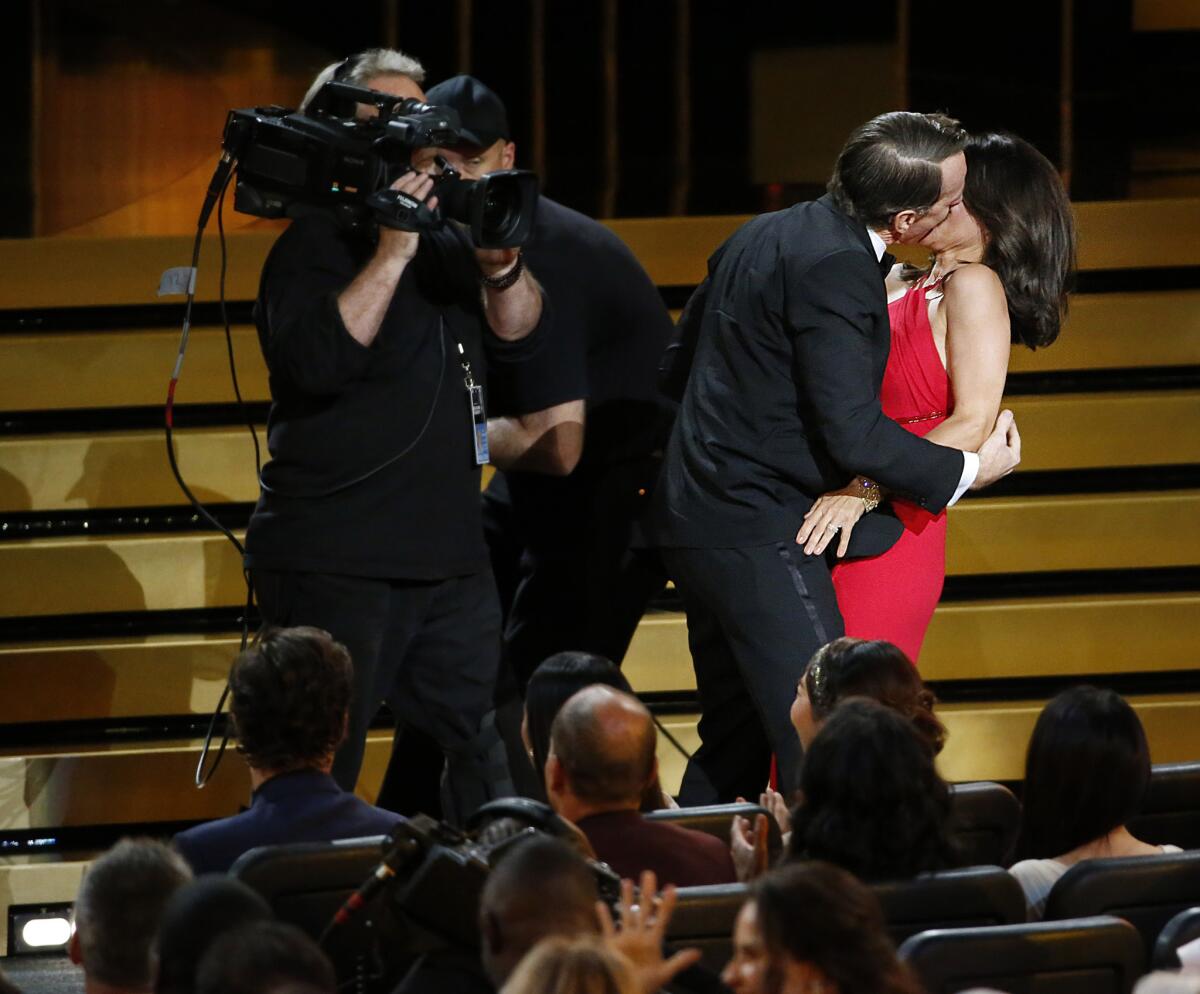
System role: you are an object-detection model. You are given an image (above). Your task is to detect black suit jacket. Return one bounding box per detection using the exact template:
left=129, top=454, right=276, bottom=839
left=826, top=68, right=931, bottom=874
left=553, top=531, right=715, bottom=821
left=653, top=195, right=964, bottom=554
left=173, top=769, right=404, bottom=875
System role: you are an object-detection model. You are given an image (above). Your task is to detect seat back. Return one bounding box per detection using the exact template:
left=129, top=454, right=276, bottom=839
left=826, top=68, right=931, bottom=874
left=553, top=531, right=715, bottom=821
left=663, top=882, right=748, bottom=972
left=1044, top=850, right=1200, bottom=955
left=645, top=803, right=783, bottom=860
left=1152, top=906, right=1200, bottom=970
left=231, top=835, right=387, bottom=939
left=1129, top=761, right=1200, bottom=851
left=948, top=781, right=1021, bottom=867
left=899, top=915, right=1145, bottom=994
left=871, top=866, right=1026, bottom=946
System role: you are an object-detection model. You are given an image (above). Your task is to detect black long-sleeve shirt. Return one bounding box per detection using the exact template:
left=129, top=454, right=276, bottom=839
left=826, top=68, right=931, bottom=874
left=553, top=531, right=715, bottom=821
left=244, top=212, right=552, bottom=579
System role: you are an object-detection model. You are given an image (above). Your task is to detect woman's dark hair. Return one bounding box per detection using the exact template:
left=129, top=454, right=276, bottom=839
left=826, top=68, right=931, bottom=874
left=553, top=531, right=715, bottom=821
left=1013, top=685, right=1151, bottom=862
left=790, top=698, right=957, bottom=880
left=803, top=637, right=946, bottom=755
left=752, top=861, right=924, bottom=994
left=229, top=626, right=352, bottom=772
left=828, top=111, right=967, bottom=229
left=524, top=651, right=666, bottom=811
left=962, top=131, right=1076, bottom=349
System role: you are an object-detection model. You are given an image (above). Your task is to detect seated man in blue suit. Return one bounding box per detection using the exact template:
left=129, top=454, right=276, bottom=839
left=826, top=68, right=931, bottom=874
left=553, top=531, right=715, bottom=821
left=174, top=626, right=404, bottom=874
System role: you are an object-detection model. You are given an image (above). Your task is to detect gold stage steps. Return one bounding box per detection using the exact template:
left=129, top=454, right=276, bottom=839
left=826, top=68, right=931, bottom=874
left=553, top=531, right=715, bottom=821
left=2, top=696, right=1198, bottom=835
left=2, top=491, right=1196, bottom=618
left=3, top=389, right=1197, bottom=512
left=1, top=593, right=1196, bottom=726
left=3, top=290, right=1199, bottom=414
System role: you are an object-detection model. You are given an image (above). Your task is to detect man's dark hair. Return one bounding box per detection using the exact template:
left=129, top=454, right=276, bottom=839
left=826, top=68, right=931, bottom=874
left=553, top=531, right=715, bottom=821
left=752, top=862, right=924, bottom=994
left=803, top=638, right=946, bottom=755
left=479, top=834, right=600, bottom=985
left=1013, top=685, right=1151, bottom=862
left=230, top=626, right=352, bottom=771
left=525, top=652, right=633, bottom=787
left=790, top=698, right=957, bottom=880
left=155, top=876, right=274, bottom=994
left=73, top=838, right=192, bottom=991
left=195, top=921, right=335, bottom=994
left=827, top=111, right=967, bottom=229
left=962, top=131, right=1076, bottom=350
left=550, top=686, right=656, bottom=806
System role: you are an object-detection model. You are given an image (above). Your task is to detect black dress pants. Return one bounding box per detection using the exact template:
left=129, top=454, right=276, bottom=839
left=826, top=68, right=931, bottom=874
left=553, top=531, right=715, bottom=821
left=252, top=568, right=513, bottom=825
left=661, top=541, right=844, bottom=804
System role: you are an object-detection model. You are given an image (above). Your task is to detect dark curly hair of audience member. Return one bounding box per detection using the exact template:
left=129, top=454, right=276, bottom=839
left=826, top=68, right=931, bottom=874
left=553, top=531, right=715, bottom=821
left=230, top=626, right=352, bottom=772
left=802, top=638, right=946, bottom=755
left=524, top=651, right=667, bottom=811
left=790, top=698, right=957, bottom=880
left=1013, top=685, right=1151, bottom=862
left=749, top=861, right=923, bottom=994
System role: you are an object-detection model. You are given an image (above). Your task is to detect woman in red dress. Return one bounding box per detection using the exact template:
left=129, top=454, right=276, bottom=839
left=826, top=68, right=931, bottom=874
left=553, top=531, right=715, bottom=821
left=798, top=133, right=1076, bottom=663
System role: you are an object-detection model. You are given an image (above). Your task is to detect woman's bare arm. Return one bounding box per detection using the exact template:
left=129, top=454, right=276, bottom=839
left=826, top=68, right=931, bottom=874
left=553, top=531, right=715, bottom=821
left=923, top=264, right=1012, bottom=452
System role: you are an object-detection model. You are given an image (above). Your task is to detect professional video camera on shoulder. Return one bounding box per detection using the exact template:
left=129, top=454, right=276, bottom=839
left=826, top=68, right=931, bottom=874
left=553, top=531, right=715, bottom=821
left=219, top=79, right=538, bottom=248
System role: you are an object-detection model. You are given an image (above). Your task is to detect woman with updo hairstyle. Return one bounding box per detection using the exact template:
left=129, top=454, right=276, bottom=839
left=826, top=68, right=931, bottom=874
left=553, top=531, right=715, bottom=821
left=1010, top=685, right=1180, bottom=919
left=791, top=637, right=946, bottom=755
left=732, top=638, right=945, bottom=877
left=722, top=861, right=923, bottom=994
left=788, top=697, right=958, bottom=881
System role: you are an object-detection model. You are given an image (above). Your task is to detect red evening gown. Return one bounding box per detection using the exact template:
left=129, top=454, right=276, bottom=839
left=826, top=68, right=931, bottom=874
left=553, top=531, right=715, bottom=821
left=831, top=281, right=953, bottom=663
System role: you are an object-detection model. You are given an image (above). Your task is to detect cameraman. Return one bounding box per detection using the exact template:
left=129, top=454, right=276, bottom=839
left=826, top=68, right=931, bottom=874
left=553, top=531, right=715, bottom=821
left=379, top=76, right=676, bottom=806
left=244, top=49, right=568, bottom=823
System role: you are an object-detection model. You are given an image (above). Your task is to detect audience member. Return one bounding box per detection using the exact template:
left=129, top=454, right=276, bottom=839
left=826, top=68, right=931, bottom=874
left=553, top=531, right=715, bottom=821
left=499, top=936, right=640, bottom=994
left=68, top=838, right=192, bottom=994
left=722, top=861, right=923, bottom=994
left=194, top=921, right=335, bottom=994
left=173, top=627, right=404, bottom=873
left=1009, top=685, right=1181, bottom=918
left=524, top=651, right=674, bottom=810
left=786, top=698, right=957, bottom=880
left=154, top=876, right=273, bottom=994
left=738, top=638, right=946, bottom=852
left=479, top=834, right=602, bottom=987
left=546, top=686, right=736, bottom=886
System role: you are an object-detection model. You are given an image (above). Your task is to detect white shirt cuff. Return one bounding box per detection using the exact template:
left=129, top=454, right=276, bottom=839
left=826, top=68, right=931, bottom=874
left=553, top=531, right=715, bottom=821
left=947, top=451, right=978, bottom=508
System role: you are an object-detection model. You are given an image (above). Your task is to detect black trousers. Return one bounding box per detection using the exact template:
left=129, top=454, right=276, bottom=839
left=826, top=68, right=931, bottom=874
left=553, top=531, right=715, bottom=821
left=252, top=568, right=513, bottom=824
left=661, top=542, right=844, bottom=804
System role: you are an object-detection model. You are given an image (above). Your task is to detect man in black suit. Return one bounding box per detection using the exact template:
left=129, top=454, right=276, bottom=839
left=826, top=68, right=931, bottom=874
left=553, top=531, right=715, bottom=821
left=653, top=112, right=1022, bottom=803
left=174, top=627, right=403, bottom=873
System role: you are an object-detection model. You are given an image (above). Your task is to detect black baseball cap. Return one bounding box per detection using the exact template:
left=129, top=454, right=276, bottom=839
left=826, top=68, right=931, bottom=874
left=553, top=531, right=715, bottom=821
left=425, top=74, right=510, bottom=148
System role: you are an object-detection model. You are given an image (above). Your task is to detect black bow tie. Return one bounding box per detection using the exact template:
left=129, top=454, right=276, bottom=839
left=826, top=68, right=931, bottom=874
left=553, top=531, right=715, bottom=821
left=879, top=251, right=896, bottom=276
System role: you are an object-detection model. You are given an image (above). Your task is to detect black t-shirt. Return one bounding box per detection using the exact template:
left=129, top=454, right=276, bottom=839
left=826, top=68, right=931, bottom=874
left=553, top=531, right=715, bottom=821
left=244, top=211, right=555, bottom=580
left=484, top=197, right=676, bottom=549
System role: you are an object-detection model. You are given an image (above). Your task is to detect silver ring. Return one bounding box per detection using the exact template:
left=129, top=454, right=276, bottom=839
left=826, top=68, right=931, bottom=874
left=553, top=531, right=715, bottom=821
left=827, top=524, right=840, bottom=533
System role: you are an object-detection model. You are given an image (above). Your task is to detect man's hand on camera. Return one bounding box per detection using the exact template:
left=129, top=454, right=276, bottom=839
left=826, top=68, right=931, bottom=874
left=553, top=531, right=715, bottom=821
left=376, top=171, right=439, bottom=265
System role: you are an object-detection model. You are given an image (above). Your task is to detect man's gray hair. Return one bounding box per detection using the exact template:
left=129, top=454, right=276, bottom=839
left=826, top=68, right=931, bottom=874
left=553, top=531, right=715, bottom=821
left=74, top=838, right=193, bottom=990
left=300, top=47, right=426, bottom=111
